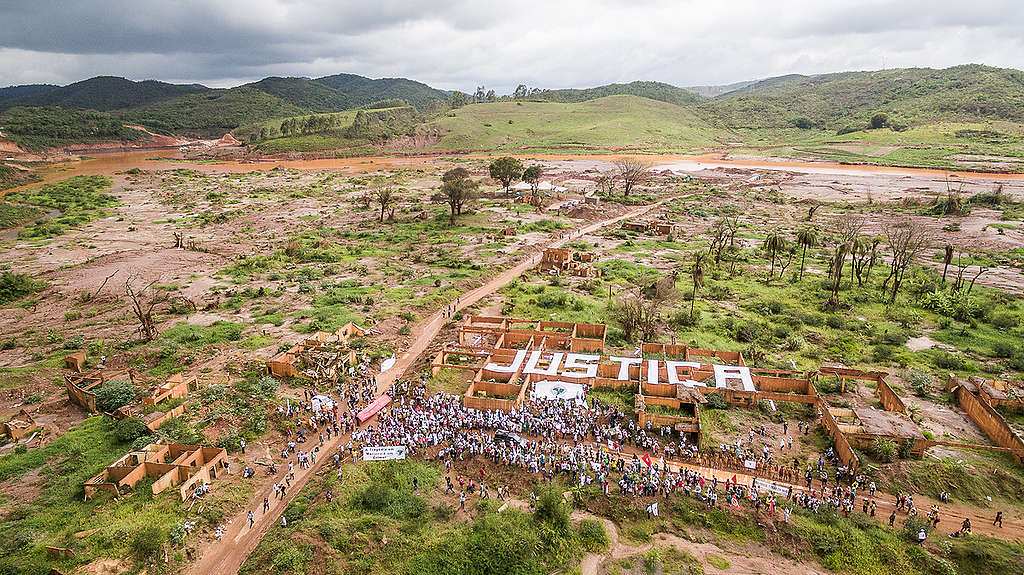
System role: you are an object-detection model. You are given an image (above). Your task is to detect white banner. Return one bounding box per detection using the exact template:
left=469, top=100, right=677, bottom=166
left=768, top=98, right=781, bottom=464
left=744, top=459, right=757, bottom=469
left=380, top=354, right=397, bottom=373
left=363, top=445, right=408, bottom=461
left=754, top=478, right=791, bottom=496
left=531, top=380, right=587, bottom=405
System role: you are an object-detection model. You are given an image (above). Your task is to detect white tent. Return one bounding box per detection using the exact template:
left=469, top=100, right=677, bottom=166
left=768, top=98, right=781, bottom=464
left=508, top=181, right=567, bottom=193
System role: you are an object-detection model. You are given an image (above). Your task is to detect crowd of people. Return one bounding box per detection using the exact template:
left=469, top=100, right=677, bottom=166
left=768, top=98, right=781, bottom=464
left=219, top=366, right=1007, bottom=545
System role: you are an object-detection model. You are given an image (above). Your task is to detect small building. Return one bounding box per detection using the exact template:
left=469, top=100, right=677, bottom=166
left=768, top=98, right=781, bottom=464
left=2, top=409, right=38, bottom=440
left=84, top=443, right=228, bottom=501
left=537, top=247, right=600, bottom=277
left=621, top=220, right=675, bottom=236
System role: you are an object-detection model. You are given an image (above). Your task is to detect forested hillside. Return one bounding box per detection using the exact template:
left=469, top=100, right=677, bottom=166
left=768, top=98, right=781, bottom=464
left=0, top=76, right=208, bottom=112
left=0, top=106, right=145, bottom=150
left=535, top=81, right=704, bottom=106
left=118, top=86, right=307, bottom=135
left=701, top=65, right=1024, bottom=130
left=313, top=73, right=448, bottom=110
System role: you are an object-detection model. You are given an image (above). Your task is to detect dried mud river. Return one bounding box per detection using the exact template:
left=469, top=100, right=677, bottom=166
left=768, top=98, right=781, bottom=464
left=7, top=150, right=1024, bottom=199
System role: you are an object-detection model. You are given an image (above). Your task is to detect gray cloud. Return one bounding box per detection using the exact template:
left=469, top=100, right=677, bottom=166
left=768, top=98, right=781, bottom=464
left=0, top=0, right=1021, bottom=90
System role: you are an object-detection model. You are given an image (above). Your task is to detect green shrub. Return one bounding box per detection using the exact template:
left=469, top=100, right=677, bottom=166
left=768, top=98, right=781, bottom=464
left=903, top=516, right=931, bottom=542
left=131, top=525, right=165, bottom=560
left=704, top=393, right=729, bottom=410
left=576, top=519, right=608, bottom=552
left=933, top=351, right=968, bottom=371
left=992, top=341, right=1017, bottom=359
left=989, top=312, right=1020, bottom=329
left=114, top=417, right=150, bottom=443
left=534, top=485, right=570, bottom=533
left=873, top=438, right=898, bottom=463
left=94, top=380, right=136, bottom=412
left=0, top=272, right=45, bottom=305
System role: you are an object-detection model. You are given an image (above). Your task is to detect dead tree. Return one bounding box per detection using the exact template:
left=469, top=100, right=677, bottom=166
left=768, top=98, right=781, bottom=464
left=941, top=244, right=954, bottom=283
left=173, top=232, right=184, bottom=249
left=613, top=273, right=676, bottom=342
left=881, top=220, right=928, bottom=305
left=613, top=158, right=653, bottom=197
left=125, top=277, right=166, bottom=342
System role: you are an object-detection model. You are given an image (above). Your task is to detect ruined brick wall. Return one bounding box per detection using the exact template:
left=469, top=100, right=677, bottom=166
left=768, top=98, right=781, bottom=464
left=956, top=386, right=1024, bottom=464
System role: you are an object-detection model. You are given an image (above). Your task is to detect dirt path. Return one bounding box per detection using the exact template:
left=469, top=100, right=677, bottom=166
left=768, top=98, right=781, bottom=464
left=186, top=432, right=344, bottom=575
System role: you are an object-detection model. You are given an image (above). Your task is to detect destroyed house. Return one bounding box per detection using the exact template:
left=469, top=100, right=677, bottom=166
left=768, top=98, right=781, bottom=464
left=84, top=443, right=228, bottom=501
left=266, top=323, right=364, bottom=381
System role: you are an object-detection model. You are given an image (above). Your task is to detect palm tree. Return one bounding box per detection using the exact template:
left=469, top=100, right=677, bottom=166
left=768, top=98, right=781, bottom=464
left=796, top=227, right=818, bottom=280
left=690, top=252, right=706, bottom=320
left=763, top=232, right=787, bottom=284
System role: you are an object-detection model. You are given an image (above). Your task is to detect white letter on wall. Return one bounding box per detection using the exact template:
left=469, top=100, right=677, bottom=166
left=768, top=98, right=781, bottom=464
left=666, top=361, right=701, bottom=386
left=609, top=356, right=642, bottom=381
left=561, top=353, right=600, bottom=379
left=523, top=351, right=564, bottom=376
left=484, top=349, right=527, bottom=373
left=647, top=359, right=660, bottom=385
left=713, top=365, right=756, bottom=392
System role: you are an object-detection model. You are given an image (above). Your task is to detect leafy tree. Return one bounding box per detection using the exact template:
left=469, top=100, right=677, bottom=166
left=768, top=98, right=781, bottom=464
left=488, top=157, right=524, bottom=195
left=449, top=91, right=470, bottom=108
left=882, top=220, right=928, bottom=304
left=522, top=165, right=542, bottom=192
left=513, top=84, right=529, bottom=99
left=870, top=113, right=889, bottom=129
left=439, top=168, right=478, bottom=226
left=796, top=227, right=819, bottom=280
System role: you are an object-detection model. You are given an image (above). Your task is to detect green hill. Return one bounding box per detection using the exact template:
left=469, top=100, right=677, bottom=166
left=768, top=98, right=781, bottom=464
left=0, top=106, right=145, bottom=150
left=244, top=77, right=353, bottom=112
left=702, top=65, right=1024, bottom=130
left=426, top=95, right=725, bottom=152
left=0, top=84, right=58, bottom=102
left=118, top=86, right=306, bottom=135
left=0, top=76, right=209, bottom=112
left=313, top=73, right=447, bottom=110
left=534, top=81, right=705, bottom=107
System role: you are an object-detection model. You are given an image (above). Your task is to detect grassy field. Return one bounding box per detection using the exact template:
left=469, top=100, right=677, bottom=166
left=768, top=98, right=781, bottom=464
left=422, top=96, right=728, bottom=153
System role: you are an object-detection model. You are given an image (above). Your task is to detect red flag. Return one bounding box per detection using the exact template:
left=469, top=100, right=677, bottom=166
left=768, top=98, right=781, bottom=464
left=642, top=453, right=652, bottom=467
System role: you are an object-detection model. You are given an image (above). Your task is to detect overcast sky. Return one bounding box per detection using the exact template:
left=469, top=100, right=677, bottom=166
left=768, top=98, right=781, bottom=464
left=1, top=0, right=1022, bottom=91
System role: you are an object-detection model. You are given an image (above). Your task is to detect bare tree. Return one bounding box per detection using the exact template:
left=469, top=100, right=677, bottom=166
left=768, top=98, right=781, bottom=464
left=374, top=185, right=396, bottom=222
left=881, top=220, right=928, bottom=304
left=124, top=276, right=167, bottom=341
left=613, top=158, right=652, bottom=197
left=612, top=273, right=677, bottom=342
